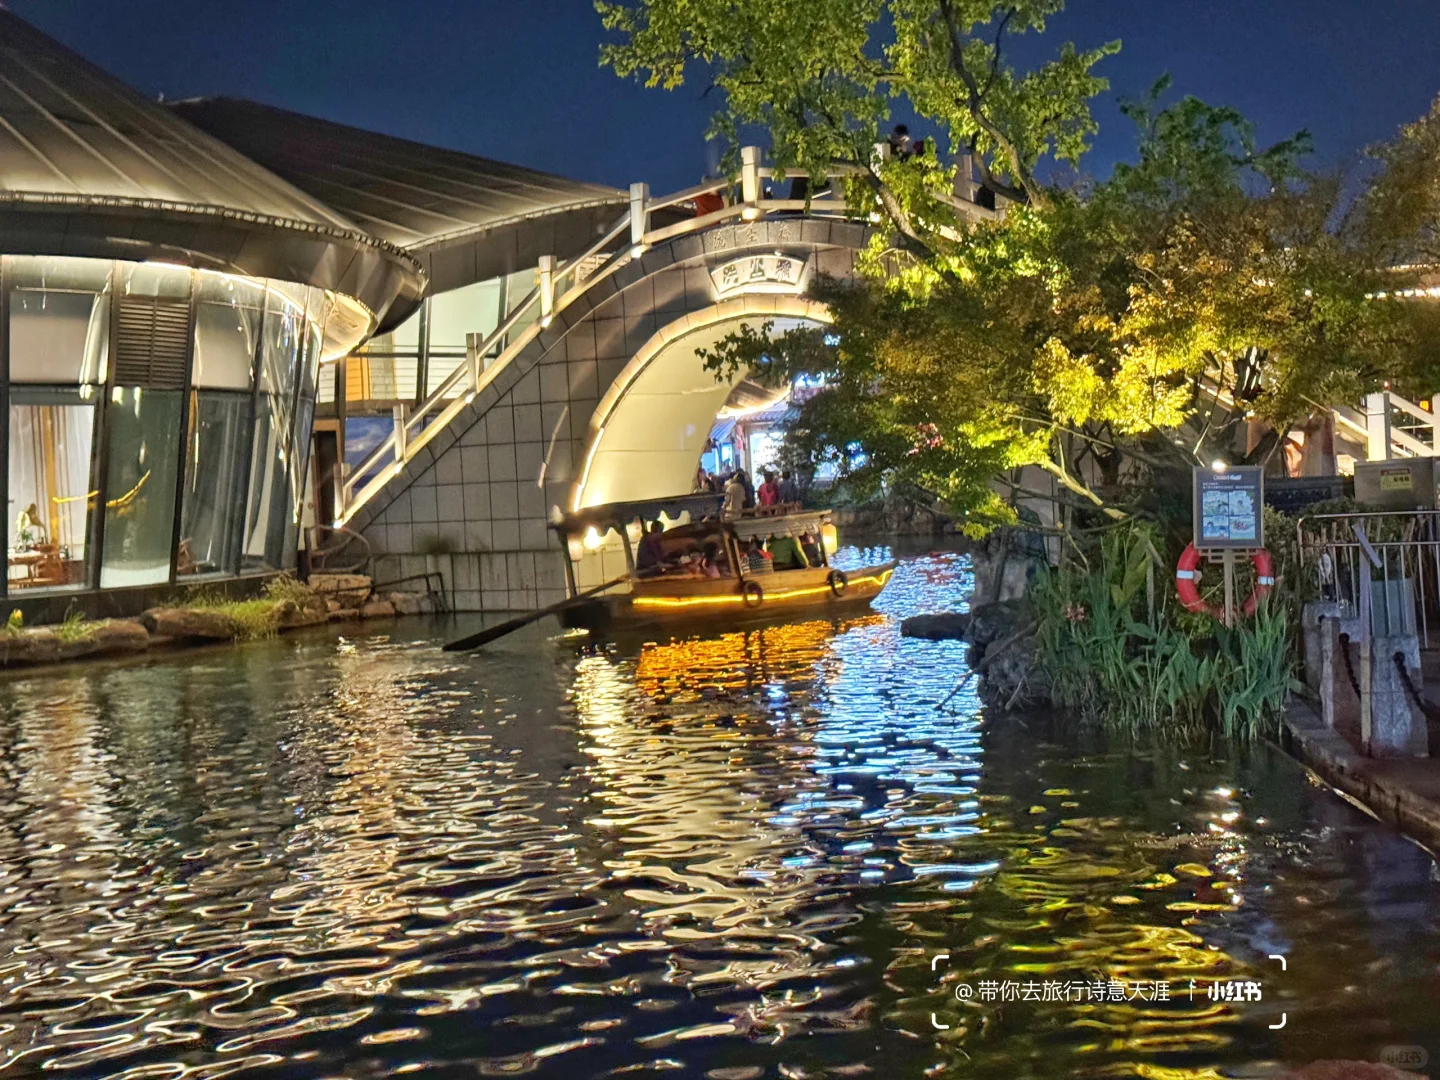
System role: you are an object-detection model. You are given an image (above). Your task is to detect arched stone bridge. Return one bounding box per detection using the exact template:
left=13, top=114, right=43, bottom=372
left=347, top=215, right=873, bottom=611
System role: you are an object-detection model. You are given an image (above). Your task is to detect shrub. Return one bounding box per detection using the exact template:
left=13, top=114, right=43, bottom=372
left=1032, top=520, right=1300, bottom=740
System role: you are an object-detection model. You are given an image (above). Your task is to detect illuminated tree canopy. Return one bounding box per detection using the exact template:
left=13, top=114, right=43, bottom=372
left=599, top=1, right=1434, bottom=525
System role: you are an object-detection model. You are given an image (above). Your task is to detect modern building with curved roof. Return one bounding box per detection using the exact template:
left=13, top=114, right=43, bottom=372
left=0, top=10, right=426, bottom=613
left=170, top=98, right=627, bottom=294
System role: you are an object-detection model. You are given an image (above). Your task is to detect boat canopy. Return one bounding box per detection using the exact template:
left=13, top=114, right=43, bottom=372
left=728, top=511, right=832, bottom=541
left=554, top=493, right=724, bottom=537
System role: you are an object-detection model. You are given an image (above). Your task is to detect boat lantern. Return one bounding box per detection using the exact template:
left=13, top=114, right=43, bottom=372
left=820, top=521, right=839, bottom=556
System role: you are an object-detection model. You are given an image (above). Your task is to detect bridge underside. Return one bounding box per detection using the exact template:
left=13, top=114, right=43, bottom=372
left=576, top=313, right=820, bottom=509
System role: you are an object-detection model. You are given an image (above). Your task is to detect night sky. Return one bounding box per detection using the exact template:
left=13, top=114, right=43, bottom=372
left=11, top=0, right=1440, bottom=195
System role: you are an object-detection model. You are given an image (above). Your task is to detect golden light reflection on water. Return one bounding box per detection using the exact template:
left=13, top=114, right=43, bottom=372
left=0, top=551, right=1439, bottom=1078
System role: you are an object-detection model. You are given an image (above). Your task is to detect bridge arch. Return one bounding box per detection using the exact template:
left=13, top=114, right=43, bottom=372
left=350, top=217, right=869, bottom=611
left=571, top=294, right=831, bottom=510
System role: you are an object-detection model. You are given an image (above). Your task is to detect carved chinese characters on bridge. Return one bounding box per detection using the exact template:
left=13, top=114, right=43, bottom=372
left=709, top=254, right=809, bottom=299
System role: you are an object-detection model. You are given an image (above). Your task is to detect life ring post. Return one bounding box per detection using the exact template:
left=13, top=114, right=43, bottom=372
left=1175, top=543, right=1273, bottom=623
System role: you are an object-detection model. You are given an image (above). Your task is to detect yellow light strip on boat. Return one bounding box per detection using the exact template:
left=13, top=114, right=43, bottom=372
left=631, top=569, right=893, bottom=609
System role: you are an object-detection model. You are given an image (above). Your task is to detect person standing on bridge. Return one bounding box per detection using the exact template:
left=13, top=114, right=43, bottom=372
left=758, top=471, right=781, bottom=507
left=723, top=471, right=747, bottom=518
left=779, top=470, right=799, bottom=505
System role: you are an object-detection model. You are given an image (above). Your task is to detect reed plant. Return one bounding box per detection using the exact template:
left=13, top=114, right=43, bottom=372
left=1032, top=521, right=1300, bottom=740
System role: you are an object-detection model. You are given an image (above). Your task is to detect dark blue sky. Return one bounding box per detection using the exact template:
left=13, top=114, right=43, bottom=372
left=12, top=0, right=1440, bottom=194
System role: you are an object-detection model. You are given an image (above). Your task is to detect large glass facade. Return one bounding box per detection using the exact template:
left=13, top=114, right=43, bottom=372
left=0, top=254, right=362, bottom=596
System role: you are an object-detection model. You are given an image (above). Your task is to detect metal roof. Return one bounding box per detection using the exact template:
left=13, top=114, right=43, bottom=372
left=0, top=11, right=424, bottom=327
left=170, top=99, right=629, bottom=292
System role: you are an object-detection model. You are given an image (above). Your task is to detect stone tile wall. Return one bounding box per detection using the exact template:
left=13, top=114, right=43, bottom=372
left=352, top=220, right=866, bottom=611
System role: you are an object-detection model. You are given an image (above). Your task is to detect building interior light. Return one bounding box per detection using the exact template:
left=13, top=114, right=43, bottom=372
left=1211, top=459, right=1228, bottom=473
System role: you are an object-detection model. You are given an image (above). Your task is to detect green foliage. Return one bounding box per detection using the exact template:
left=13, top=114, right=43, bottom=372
left=4, top=610, right=22, bottom=636
left=602, top=3, right=1434, bottom=528
left=1032, top=522, right=1298, bottom=740
left=262, top=574, right=312, bottom=603
left=597, top=0, right=1116, bottom=219
left=54, top=607, right=97, bottom=645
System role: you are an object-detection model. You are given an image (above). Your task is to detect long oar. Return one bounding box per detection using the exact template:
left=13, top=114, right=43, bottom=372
left=442, top=574, right=631, bottom=652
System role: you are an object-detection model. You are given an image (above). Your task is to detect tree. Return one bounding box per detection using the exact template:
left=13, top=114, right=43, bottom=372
left=597, top=0, right=1117, bottom=236
left=599, top=3, right=1427, bottom=528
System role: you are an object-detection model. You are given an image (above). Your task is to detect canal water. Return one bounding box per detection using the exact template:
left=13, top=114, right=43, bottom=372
left=2, top=547, right=1440, bottom=1079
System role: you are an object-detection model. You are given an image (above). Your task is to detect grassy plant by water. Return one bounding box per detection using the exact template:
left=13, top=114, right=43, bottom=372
left=1032, top=522, right=1300, bottom=740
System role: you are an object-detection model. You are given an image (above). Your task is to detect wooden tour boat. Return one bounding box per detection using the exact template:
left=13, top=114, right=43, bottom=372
left=554, top=493, right=896, bottom=631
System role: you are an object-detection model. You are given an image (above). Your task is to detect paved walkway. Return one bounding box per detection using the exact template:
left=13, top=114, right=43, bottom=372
left=1283, top=698, right=1440, bottom=852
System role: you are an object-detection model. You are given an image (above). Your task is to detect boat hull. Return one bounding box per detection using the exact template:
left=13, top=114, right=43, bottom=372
left=562, top=561, right=898, bottom=632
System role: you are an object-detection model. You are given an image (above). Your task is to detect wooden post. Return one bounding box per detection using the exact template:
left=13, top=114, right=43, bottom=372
left=1354, top=522, right=1381, bottom=754
left=1222, top=550, right=1237, bottom=627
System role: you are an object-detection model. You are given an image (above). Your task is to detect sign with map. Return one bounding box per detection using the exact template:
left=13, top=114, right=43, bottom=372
left=1193, top=466, right=1265, bottom=549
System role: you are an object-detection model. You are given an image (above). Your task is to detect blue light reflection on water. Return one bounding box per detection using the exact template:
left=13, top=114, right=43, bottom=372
left=0, top=546, right=1439, bottom=1078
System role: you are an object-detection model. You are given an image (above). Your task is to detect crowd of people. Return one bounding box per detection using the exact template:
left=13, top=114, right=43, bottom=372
left=625, top=466, right=821, bottom=582
left=694, top=465, right=799, bottom=514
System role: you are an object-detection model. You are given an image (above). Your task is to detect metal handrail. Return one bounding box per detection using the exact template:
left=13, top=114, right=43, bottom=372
left=335, top=147, right=999, bottom=525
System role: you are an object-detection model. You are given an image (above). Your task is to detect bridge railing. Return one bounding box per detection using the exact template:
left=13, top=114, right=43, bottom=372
left=335, top=147, right=998, bottom=525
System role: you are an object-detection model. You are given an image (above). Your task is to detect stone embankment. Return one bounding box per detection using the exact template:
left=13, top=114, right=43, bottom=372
left=0, top=573, right=440, bottom=671
left=901, top=599, right=1047, bottom=710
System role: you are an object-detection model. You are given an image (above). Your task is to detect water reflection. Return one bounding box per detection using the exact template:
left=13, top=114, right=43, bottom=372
left=0, top=548, right=1438, bottom=1079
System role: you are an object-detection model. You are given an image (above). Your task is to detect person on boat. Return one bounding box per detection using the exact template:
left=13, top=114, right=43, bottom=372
left=758, top=471, right=781, bottom=507
left=743, top=538, right=773, bottom=574
left=722, top=472, right=746, bottom=517
left=800, top=529, right=823, bottom=566
left=700, top=541, right=726, bottom=578
left=636, top=521, right=666, bottom=575
left=769, top=533, right=810, bottom=570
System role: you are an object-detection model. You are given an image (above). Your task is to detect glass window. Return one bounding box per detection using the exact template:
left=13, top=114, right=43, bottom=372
left=8, top=387, right=97, bottom=591
left=192, top=275, right=263, bottom=390
left=428, top=280, right=503, bottom=352
left=177, top=392, right=251, bottom=577
left=7, top=256, right=111, bottom=385
left=242, top=395, right=293, bottom=572
left=99, top=388, right=183, bottom=589
left=257, top=305, right=302, bottom=402
left=364, top=307, right=421, bottom=354
left=283, top=397, right=316, bottom=563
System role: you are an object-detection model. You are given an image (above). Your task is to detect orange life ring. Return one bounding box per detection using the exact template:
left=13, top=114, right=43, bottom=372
left=1175, top=543, right=1275, bottom=620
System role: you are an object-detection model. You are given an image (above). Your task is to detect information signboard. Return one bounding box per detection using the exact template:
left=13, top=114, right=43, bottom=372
left=1192, top=466, right=1264, bottom=550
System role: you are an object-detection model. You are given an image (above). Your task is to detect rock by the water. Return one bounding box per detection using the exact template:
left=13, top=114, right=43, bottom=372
left=311, top=573, right=373, bottom=607
left=964, top=600, right=1048, bottom=710
left=0, top=629, right=61, bottom=667
left=275, top=595, right=330, bottom=629
left=389, top=591, right=432, bottom=616
left=140, top=608, right=240, bottom=641
left=901, top=612, right=972, bottom=640
left=80, top=620, right=150, bottom=657
left=330, top=608, right=361, bottom=621
left=361, top=600, right=396, bottom=619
